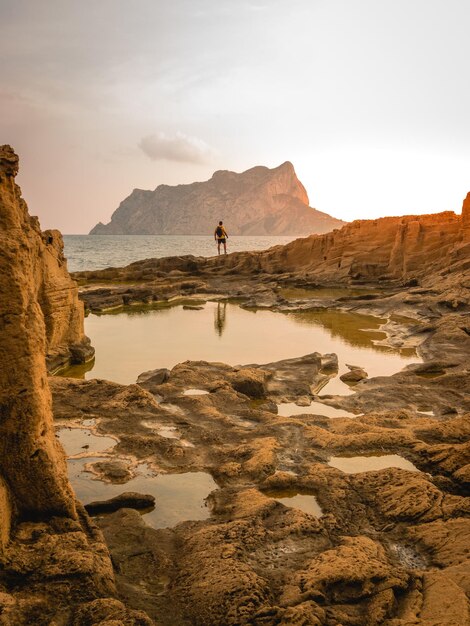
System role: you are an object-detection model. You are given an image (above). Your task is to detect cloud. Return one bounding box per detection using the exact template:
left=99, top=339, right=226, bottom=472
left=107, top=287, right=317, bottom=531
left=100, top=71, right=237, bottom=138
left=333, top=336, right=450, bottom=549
left=139, top=131, right=214, bottom=164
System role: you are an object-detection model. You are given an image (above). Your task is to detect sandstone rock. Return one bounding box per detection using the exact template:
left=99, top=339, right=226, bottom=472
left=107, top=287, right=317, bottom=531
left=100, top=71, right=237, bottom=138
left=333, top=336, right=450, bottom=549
left=0, top=145, right=77, bottom=539
left=295, top=536, right=408, bottom=603
left=0, top=146, right=152, bottom=624
left=0, top=145, right=93, bottom=373
left=462, top=191, right=470, bottom=237
left=90, top=162, right=344, bottom=236
left=136, top=368, right=171, bottom=386
left=91, top=460, right=133, bottom=484
left=73, top=598, right=153, bottom=625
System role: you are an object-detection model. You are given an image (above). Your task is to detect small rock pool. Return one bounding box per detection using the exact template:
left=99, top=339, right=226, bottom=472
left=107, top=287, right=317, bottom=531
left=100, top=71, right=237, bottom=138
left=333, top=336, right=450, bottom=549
left=57, top=427, right=217, bottom=529
left=328, top=454, right=419, bottom=474
left=265, top=490, right=323, bottom=517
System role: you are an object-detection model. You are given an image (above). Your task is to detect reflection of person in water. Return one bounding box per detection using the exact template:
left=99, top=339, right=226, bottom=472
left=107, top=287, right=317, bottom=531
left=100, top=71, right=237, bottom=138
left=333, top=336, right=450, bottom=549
left=214, top=302, right=227, bottom=337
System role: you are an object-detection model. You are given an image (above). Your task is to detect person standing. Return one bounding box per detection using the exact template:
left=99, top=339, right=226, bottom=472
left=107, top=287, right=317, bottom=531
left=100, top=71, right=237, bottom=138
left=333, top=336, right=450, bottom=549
left=214, top=221, right=228, bottom=255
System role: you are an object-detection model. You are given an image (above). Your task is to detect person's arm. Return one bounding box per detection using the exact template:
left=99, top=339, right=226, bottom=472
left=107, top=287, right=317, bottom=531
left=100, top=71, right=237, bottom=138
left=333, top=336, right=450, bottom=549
left=224, top=227, right=228, bottom=238
left=214, top=228, right=217, bottom=241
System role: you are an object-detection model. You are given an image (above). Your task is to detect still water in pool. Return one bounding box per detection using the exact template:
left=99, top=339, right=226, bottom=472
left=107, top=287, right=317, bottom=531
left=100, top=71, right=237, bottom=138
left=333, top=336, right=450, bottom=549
left=61, top=302, right=417, bottom=386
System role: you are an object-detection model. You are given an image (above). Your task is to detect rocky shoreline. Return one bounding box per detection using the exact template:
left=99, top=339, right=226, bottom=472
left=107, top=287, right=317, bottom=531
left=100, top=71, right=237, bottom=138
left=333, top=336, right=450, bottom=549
left=50, top=278, right=470, bottom=625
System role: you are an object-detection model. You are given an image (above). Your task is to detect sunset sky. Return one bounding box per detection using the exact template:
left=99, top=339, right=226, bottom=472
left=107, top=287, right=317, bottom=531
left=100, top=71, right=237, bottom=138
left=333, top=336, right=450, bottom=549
left=1, top=0, right=469, bottom=233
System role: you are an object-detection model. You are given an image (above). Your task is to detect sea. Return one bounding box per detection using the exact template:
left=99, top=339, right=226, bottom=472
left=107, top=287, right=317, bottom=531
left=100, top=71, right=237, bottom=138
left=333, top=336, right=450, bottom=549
left=63, top=234, right=298, bottom=272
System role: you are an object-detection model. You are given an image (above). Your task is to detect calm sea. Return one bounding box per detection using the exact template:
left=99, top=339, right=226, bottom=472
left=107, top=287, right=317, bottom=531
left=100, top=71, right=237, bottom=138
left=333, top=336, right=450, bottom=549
left=63, top=234, right=297, bottom=272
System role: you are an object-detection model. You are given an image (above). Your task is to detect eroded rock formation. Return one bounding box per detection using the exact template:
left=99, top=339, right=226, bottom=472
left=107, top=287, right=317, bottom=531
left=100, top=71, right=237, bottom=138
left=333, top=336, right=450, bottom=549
left=90, top=161, right=344, bottom=236
left=0, top=146, right=77, bottom=536
left=0, top=145, right=151, bottom=624
left=0, top=145, right=93, bottom=373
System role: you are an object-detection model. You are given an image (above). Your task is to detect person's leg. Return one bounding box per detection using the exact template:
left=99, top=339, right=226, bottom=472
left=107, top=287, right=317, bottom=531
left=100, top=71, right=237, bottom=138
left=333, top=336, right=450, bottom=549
left=223, top=241, right=227, bottom=255
left=217, top=241, right=221, bottom=255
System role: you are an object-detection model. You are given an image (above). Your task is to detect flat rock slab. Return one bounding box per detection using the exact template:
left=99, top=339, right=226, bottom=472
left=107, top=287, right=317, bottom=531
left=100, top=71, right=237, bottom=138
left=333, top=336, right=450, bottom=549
left=85, top=491, right=156, bottom=515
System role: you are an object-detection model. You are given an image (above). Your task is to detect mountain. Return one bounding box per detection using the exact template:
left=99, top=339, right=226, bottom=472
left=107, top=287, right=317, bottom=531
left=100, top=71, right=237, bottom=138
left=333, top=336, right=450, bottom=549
left=89, top=162, right=344, bottom=236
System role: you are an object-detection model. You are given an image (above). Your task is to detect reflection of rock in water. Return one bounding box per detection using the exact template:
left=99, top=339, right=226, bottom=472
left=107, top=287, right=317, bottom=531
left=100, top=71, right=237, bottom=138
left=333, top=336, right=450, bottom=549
left=214, top=301, right=227, bottom=336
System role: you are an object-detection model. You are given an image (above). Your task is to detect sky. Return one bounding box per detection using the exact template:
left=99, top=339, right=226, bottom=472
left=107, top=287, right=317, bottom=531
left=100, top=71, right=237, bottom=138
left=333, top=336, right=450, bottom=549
left=1, top=0, right=469, bottom=233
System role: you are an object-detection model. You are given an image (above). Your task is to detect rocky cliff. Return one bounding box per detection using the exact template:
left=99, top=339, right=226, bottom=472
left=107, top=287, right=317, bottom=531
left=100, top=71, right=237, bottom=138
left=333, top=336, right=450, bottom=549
left=0, top=145, right=151, bottom=623
left=90, top=161, right=344, bottom=236
left=0, top=148, right=77, bottom=537
left=0, top=146, right=93, bottom=373
left=252, top=209, right=470, bottom=287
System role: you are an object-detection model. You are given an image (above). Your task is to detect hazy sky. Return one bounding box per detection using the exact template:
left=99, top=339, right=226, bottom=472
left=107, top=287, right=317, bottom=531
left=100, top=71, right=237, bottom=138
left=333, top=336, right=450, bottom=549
left=1, top=0, right=469, bottom=233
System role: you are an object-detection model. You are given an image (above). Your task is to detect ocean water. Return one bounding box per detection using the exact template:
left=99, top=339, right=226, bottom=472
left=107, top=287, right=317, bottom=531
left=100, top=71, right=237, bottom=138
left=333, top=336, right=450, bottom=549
left=63, top=234, right=297, bottom=272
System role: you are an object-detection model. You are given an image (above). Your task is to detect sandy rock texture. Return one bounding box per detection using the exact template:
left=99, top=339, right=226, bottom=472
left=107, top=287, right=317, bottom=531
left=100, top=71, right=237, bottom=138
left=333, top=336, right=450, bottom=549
left=0, top=145, right=93, bottom=372
left=0, top=145, right=151, bottom=625
left=0, top=145, right=78, bottom=534
left=90, top=161, right=344, bottom=236
left=51, top=271, right=470, bottom=626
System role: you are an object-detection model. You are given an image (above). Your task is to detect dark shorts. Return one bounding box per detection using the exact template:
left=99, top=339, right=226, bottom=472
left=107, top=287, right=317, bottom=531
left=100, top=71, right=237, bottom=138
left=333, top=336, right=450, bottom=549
left=217, top=238, right=226, bottom=244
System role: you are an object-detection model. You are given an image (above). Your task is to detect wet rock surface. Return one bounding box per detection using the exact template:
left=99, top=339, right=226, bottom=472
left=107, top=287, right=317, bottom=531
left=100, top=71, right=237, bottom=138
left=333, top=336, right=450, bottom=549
left=50, top=278, right=470, bottom=625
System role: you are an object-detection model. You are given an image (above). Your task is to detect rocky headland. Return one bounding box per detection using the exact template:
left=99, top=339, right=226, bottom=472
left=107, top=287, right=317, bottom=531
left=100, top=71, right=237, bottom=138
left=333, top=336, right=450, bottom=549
left=89, top=161, right=344, bottom=236
left=2, top=144, right=470, bottom=625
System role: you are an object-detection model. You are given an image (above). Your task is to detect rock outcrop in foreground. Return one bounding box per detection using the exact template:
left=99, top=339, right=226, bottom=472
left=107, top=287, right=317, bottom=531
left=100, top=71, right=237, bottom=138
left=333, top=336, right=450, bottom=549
left=0, top=146, right=150, bottom=625
left=90, top=161, right=344, bottom=236
left=0, top=148, right=77, bottom=538
left=0, top=145, right=93, bottom=373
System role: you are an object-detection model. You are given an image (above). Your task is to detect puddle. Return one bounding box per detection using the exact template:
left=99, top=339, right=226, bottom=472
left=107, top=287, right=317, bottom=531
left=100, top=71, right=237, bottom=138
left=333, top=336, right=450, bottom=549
left=67, top=458, right=217, bottom=529
left=57, top=428, right=116, bottom=457
left=141, top=421, right=180, bottom=439
left=277, top=402, right=359, bottom=419
left=328, top=454, right=419, bottom=474
left=59, top=302, right=418, bottom=385
left=183, top=389, right=210, bottom=396
left=265, top=490, right=323, bottom=517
